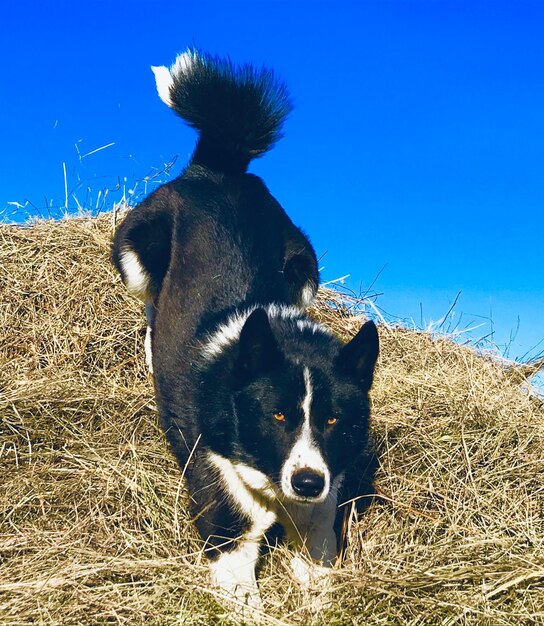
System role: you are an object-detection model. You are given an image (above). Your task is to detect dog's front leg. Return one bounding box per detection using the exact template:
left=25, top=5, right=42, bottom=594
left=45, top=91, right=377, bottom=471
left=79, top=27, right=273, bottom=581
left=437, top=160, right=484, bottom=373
left=202, top=453, right=277, bottom=618
left=209, top=537, right=262, bottom=612
left=283, top=496, right=339, bottom=615
left=289, top=507, right=337, bottom=588
left=289, top=515, right=337, bottom=614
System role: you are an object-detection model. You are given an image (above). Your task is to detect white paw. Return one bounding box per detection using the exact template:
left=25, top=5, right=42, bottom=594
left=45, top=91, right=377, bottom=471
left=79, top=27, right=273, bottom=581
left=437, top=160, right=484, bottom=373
left=210, top=542, right=263, bottom=618
left=290, top=555, right=332, bottom=589
left=290, top=555, right=335, bottom=613
left=211, top=560, right=262, bottom=610
left=212, top=578, right=263, bottom=623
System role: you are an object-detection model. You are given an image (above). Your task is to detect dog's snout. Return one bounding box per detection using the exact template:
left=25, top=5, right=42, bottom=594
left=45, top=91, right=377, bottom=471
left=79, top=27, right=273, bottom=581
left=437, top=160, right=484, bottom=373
left=291, top=469, right=325, bottom=498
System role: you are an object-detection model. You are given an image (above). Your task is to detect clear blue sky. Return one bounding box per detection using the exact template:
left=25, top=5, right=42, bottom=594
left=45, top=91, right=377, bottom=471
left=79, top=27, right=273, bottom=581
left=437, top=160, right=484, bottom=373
left=2, top=0, right=543, bottom=365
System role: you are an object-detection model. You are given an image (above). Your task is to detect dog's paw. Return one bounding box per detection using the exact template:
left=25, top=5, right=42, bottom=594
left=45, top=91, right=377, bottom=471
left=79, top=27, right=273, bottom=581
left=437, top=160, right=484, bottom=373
left=216, top=585, right=264, bottom=624
left=290, top=555, right=332, bottom=587
left=210, top=549, right=264, bottom=622
left=290, top=555, right=335, bottom=614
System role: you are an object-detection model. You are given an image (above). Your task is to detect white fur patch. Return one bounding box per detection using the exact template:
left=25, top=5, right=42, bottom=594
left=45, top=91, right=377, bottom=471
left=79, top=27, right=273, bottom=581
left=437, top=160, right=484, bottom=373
left=201, top=304, right=329, bottom=362
left=171, top=49, right=197, bottom=75
left=209, top=539, right=262, bottom=611
left=119, top=249, right=149, bottom=300
left=150, top=65, right=174, bottom=107
left=234, top=463, right=277, bottom=500
left=300, top=281, right=317, bottom=308
left=296, top=317, right=328, bottom=335
left=290, top=553, right=335, bottom=612
left=151, top=50, right=198, bottom=108
left=280, top=368, right=331, bottom=503
left=144, top=303, right=155, bottom=374
left=290, top=554, right=333, bottom=586
left=302, top=367, right=313, bottom=422
left=144, top=325, right=153, bottom=374
left=208, top=453, right=277, bottom=536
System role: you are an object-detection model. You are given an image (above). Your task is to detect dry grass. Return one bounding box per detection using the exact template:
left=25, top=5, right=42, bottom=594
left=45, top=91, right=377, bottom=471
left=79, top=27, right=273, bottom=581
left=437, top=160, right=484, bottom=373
left=1, top=214, right=543, bottom=625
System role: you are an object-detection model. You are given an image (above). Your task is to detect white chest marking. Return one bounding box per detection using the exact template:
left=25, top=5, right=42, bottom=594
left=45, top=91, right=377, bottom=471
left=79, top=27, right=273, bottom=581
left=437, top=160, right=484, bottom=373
left=282, top=472, right=344, bottom=566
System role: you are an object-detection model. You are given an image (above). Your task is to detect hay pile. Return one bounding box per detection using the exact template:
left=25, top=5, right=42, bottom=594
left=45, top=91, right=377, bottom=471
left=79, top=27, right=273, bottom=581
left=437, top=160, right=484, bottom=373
left=1, top=215, right=543, bottom=625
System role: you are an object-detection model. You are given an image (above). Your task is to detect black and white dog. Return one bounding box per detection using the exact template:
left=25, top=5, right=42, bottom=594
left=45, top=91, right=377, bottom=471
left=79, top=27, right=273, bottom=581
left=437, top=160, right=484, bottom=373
left=112, top=49, right=379, bottom=611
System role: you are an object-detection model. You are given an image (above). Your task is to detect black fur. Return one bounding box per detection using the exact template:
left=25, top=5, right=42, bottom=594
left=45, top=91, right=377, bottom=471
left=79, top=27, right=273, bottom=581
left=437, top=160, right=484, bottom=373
left=168, top=52, right=292, bottom=173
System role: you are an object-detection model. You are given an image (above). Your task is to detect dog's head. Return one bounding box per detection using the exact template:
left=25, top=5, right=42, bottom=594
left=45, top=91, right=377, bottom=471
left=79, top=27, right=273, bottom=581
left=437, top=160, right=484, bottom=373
left=203, top=307, right=379, bottom=504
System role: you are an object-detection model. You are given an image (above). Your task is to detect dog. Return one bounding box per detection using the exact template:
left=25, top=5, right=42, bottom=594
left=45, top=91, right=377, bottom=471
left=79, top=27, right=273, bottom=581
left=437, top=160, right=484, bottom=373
left=112, top=49, right=379, bottom=613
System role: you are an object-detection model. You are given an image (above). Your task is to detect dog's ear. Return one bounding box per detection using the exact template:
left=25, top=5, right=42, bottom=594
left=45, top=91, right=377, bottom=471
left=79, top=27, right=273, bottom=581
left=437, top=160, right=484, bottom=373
left=335, top=321, right=379, bottom=392
left=236, top=308, right=284, bottom=381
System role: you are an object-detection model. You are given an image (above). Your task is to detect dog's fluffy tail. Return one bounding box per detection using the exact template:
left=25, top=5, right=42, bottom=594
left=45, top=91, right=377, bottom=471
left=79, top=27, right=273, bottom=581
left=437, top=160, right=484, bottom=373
left=151, top=49, right=292, bottom=173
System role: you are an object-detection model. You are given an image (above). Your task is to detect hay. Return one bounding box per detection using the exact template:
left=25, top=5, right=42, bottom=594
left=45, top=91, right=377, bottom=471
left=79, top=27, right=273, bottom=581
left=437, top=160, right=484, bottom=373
left=1, top=214, right=543, bottom=625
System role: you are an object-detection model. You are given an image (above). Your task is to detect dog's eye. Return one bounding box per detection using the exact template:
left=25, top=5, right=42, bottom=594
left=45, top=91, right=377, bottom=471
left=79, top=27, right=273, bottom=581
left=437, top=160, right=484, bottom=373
left=327, top=417, right=338, bottom=426
left=273, top=412, right=286, bottom=422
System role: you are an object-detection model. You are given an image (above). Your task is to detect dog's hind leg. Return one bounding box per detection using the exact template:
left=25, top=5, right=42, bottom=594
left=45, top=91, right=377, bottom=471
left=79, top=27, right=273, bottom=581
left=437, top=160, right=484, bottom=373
left=112, top=197, right=174, bottom=373
left=282, top=229, right=319, bottom=308
left=144, top=302, right=155, bottom=374
left=112, top=199, right=173, bottom=300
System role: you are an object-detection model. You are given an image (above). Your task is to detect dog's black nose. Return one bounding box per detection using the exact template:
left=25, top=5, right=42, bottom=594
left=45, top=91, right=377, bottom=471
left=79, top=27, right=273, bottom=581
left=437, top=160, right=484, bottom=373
left=291, top=469, right=325, bottom=498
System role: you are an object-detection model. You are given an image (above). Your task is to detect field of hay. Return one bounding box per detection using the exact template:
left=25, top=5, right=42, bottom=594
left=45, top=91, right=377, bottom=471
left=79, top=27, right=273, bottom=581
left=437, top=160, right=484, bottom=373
left=1, top=214, right=543, bottom=625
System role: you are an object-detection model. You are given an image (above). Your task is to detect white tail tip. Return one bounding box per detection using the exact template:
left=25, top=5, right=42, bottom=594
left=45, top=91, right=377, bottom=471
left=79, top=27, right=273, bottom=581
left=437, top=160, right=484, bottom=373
left=151, top=50, right=198, bottom=108
left=151, top=65, right=174, bottom=107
